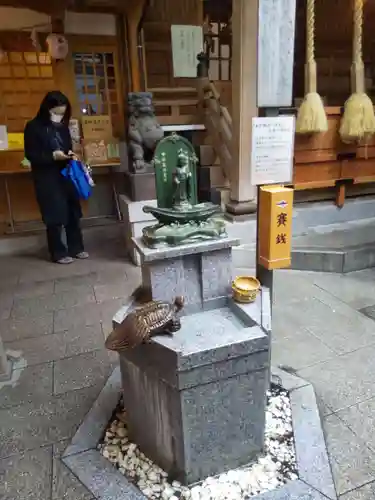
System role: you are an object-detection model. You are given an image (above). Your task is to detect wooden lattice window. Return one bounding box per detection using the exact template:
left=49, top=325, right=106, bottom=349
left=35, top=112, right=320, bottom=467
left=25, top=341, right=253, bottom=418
left=73, top=51, right=122, bottom=136
left=205, top=22, right=232, bottom=81
left=0, top=51, right=54, bottom=132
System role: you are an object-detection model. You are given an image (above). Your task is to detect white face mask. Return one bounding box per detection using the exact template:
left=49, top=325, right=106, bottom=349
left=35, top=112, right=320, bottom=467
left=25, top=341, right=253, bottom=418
left=50, top=112, right=63, bottom=123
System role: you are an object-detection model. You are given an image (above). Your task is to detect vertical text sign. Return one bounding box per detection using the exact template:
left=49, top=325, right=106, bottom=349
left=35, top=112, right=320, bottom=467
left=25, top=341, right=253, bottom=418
left=257, top=0, right=297, bottom=107
left=251, top=116, right=295, bottom=186
left=171, top=25, right=203, bottom=78
left=258, top=185, right=294, bottom=270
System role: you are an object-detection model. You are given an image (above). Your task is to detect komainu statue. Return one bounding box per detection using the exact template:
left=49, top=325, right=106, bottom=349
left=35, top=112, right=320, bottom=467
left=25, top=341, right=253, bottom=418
left=128, top=92, right=164, bottom=173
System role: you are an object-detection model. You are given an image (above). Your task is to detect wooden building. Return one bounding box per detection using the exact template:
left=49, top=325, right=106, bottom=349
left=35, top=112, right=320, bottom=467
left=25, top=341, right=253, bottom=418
left=0, top=1, right=129, bottom=235
left=0, top=0, right=375, bottom=240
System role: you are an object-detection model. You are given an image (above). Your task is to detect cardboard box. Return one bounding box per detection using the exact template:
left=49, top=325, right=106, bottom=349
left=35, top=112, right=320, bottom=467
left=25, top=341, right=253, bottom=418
left=69, top=118, right=81, bottom=143
left=107, top=139, right=120, bottom=160
left=83, top=139, right=108, bottom=164
left=81, top=115, right=113, bottom=140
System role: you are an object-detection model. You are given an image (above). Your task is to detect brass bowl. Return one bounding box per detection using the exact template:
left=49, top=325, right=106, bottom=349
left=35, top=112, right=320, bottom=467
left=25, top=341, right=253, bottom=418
left=232, top=276, right=261, bottom=303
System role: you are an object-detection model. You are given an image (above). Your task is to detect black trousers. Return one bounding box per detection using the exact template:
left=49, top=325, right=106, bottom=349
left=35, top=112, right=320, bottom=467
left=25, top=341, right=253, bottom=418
left=46, top=212, right=84, bottom=262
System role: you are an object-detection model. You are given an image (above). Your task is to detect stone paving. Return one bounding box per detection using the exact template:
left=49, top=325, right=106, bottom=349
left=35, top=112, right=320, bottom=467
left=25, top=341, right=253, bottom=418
left=1, top=227, right=375, bottom=499
left=273, top=269, right=375, bottom=500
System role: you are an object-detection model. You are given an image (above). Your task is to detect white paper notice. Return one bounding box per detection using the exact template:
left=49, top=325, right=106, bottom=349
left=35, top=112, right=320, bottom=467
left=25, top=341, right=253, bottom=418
left=0, top=125, right=8, bottom=150
left=251, top=116, right=295, bottom=186
left=171, top=25, right=203, bottom=78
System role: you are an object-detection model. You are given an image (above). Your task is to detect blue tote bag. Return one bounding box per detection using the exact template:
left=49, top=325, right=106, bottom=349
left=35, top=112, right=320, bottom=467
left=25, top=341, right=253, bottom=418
left=61, top=159, right=93, bottom=200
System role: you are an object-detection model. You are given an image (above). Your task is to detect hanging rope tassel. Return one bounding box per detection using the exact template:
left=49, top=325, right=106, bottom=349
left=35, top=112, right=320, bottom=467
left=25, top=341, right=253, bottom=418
left=296, top=0, right=328, bottom=134
left=340, top=0, right=375, bottom=143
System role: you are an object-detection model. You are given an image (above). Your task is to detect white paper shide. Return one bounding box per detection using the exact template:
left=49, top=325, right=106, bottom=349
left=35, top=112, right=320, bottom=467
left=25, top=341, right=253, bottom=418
left=251, top=116, right=295, bottom=186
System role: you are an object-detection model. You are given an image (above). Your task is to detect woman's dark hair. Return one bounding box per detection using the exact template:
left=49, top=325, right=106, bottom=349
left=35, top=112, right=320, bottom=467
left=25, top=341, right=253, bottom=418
left=36, top=90, right=72, bottom=125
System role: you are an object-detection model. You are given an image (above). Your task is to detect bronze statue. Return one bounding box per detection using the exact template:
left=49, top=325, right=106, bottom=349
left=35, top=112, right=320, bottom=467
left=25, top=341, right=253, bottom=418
left=173, top=149, right=192, bottom=211
left=105, top=296, right=184, bottom=351
left=142, top=134, right=227, bottom=247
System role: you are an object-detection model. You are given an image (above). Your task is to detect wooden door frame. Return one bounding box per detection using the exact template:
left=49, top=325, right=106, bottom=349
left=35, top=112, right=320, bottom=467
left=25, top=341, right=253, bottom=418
left=64, top=34, right=126, bottom=137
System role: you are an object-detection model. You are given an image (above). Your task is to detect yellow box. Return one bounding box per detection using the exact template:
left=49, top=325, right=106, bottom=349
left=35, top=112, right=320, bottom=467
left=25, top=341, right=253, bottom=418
left=7, top=133, right=24, bottom=150
left=258, top=185, right=294, bottom=270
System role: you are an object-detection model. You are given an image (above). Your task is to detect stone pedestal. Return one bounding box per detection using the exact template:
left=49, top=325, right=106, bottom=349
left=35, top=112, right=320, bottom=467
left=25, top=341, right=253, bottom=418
left=226, top=200, right=258, bottom=221
left=114, top=237, right=271, bottom=485
left=119, top=195, right=156, bottom=266
left=123, top=169, right=156, bottom=202
left=133, top=238, right=239, bottom=314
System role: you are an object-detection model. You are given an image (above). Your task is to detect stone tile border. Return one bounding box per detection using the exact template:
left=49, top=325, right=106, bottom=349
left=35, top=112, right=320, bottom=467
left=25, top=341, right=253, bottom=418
left=62, top=366, right=338, bottom=500
left=291, top=244, right=375, bottom=273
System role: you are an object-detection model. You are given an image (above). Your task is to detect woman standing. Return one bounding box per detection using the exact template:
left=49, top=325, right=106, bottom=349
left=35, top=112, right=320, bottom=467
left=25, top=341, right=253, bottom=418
left=24, top=91, right=88, bottom=264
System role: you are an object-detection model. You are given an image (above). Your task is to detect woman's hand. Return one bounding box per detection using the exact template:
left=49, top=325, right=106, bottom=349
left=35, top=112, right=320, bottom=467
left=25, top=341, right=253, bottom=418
left=68, top=150, right=79, bottom=161
left=53, top=150, right=69, bottom=161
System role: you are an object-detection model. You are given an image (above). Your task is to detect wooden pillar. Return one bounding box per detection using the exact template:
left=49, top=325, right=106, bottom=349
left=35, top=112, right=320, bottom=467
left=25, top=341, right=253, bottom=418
left=226, top=0, right=258, bottom=218
left=125, top=0, right=147, bottom=92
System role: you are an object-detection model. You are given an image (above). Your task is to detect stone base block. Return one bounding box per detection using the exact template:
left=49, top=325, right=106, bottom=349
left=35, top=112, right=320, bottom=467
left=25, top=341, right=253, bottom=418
left=133, top=237, right=240, bottom=313
left=124, top=170, right=156, bottom=201
left=119, top=195, right=156, bottom=266
left=226, top=200, right=257, bottom=221
left=115, top=298, right=270, bottom=485
left=63, top=364, right=338, bottom=500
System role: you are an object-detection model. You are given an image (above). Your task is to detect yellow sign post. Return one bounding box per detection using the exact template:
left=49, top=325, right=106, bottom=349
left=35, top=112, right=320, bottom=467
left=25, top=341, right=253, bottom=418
left=258, top=185, right=294, bottom=270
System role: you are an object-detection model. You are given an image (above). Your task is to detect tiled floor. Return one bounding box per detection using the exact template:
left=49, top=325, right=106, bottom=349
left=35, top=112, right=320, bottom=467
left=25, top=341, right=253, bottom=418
left=0, top=226, right=140, bottom=500
left=1, top=226, right=375, bottom=499
left=273, top=269, right=375, bottom=499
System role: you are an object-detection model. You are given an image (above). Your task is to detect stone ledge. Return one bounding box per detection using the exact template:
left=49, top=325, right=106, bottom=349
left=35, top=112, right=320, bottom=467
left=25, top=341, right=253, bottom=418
left=63, top=367, right=122, bottom=459
left=62, top=367, right=338, bottom=500
left=133, top=236, right=241, bottom=263
left=291, top=243, right=375, bottom=274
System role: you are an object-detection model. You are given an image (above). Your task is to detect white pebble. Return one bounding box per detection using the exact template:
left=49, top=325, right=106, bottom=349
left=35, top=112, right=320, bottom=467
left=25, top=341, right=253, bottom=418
left=100, top=388, right=298, bottom=499
left=116, top=427, right=127, bottom=438
left=162, top=487, right=175, bottom=499
left=148, top=470, right=158, bottom=482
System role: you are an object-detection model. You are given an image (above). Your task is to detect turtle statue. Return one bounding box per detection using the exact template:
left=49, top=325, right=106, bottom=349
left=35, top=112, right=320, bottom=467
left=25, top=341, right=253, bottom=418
left=105, top=296, right=184, bottom=351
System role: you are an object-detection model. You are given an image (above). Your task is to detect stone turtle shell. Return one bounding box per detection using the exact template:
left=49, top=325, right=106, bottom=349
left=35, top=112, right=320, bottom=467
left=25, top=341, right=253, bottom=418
left=105, top=300, right=175, bottom=351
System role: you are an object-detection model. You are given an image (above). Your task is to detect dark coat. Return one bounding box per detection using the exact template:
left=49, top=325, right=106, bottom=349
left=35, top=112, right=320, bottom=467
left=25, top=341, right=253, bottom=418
left=24, top=118, right=82, bottom=227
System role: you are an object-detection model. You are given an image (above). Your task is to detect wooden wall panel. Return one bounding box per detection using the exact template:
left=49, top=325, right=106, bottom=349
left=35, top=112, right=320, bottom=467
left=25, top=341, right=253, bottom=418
left=294, top=0, right=375, bottom=105
left=145, top=0, right=203, bottom=24
left=0, top=32, right=53, bottom=231
left=7, top=174, right=41, bottom=223
left=0, top=31, right=125, bottom=234
left=0, top=178, right=8, bottom=224
left=144, top=0, right=204, bottom=88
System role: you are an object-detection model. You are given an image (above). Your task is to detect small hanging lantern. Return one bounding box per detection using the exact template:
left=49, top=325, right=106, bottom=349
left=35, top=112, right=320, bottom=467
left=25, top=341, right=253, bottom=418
left=46, top=33, right=69, bottom=60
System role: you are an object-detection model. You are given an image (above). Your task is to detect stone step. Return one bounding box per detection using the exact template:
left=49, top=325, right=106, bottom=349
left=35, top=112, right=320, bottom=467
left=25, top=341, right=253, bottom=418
left=226, top=195, right=375, bottom=247
left=231, top=217, right=375, bottom=274
left=291, top=218, right=375, bottom=273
